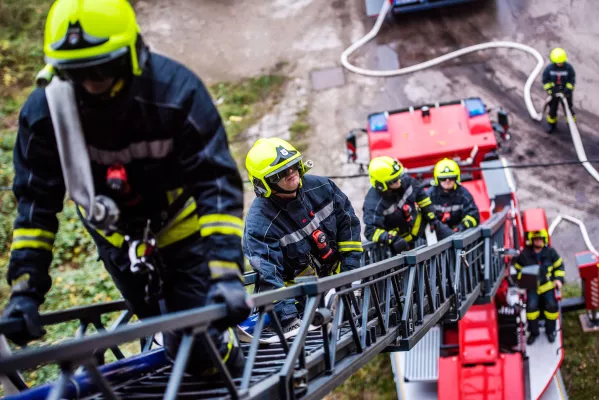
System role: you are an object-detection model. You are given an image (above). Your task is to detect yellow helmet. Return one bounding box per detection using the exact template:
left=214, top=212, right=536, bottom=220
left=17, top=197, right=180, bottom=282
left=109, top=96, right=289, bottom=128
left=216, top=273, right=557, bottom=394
left=43, top=0, right=148, bottom=80
left=368, top=156, right=404, bottom=191
left=433, top=158, right=461, bottom=185
left=526, top=229, right=548, bottom=246
left=246, top=138, right=309, bottom=197
left=550, top=48, right=567, bottom=64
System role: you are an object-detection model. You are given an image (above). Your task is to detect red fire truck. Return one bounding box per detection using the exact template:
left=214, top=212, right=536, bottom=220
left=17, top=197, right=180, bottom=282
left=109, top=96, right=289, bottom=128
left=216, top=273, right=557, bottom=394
left=347, top=97, right=599, bottom=399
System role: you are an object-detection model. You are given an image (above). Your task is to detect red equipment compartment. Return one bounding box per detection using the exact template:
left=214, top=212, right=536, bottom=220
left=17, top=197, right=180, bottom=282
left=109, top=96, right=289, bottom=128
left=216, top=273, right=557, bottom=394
left=438, top=353, right=524, bottom=400
left=461, top=179, right=491, bottom=223
left=577, top=251, right=599, bottom=309
left=368, top=102, right=496, bottom=171
left=522, top=208, right=550, bottom=246
left=459, top=303, right=499, bottom=365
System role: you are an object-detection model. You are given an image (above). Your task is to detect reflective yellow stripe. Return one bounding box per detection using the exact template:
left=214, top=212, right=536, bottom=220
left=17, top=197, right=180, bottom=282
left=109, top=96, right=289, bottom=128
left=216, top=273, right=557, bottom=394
left=537, top=281, right=554, bottom=294
left=554, top=270, right=565, bottom=278
left=208, top=260, right=242, bottom=280
left=544, top=310, right=559, bottom=320
left=330, top=261, right=341, bottom=276
left=526, top=310, right=540, bottom=320
left=514, top=263, right=522, bottom=271
left=401, top=233, right=414, bottom=242
left=411, top=212, right=422, bottom=237
left=543, top=82, right=555, bottom=90
left=11, top=228, right=56, bottom=251
left=462, top=215, right=478, bottom=228
left=547, top=115, right=557, bottom=123
left=339, top=241, right=363, bottom=252
left=166, top=188, right=184, bottom=204
left=372, top=228, right=386, bottom=243
left=417, top=197, right=432, bottom=208
left=553, top=258, right=563, bottom=268
left=157, top=214, right=199, bottom=247
left=96, top=230, right=126, bottom=248
left=13, top=228, right=55, bottom=240
left=565, top=82, right=574, bottom=90
left=517, top=272, right=522, bottom=280
left=427, top=212, right=435, bottom=220
left=11, top=240, right=53, bottom=251
left=199, top=214, right=243, bottom=237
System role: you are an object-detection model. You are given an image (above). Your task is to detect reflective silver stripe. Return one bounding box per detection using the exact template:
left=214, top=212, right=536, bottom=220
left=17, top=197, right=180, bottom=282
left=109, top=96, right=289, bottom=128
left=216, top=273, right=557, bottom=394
left=382, top=185, right=413, bottom=216
left=88, top=139, right=174, bottom=165
left=432, top=204, right=463, bottom=213
left=279, top=202, right=335, bottom=247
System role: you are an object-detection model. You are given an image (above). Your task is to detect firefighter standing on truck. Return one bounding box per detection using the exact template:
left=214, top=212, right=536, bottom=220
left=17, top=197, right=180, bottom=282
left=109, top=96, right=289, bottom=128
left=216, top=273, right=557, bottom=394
left=428, top=158, right=480, bottom=232
left=514, top=229, right=564, bottom=344
left=542, top=47, right=576, bottom=133
left=243, top=138, right=363, bottom=341
left=1, top=0, right=250, bottom=375
left=363, top=156, right=453, bottom=253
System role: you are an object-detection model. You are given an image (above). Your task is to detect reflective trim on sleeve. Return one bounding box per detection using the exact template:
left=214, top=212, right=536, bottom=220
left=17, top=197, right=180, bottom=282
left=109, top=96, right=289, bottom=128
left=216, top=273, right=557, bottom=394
left=552, top=258, right=563, bottom=268
left=11, top=228, right=56, bottom=251
left=462, top=215, right=478, bottom=228
left=553, top=270, right=565, bottom=278
left=543, top=82, right=555, bottom=90
left=417, top=197, right=432, bottom=208
left=565, top=82, right=574, bottom=90
left=339, top=241, right=364, bottom=252
left=199, top=214, right=244, bottom=238
left=208, top=260, right=242, bottom=280
left=372, top=228, right=386, bottom=243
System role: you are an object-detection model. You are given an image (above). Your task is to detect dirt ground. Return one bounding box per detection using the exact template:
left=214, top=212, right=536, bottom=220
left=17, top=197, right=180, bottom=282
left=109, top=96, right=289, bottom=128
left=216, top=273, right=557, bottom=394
left=136, top=0, right=599, bottom=281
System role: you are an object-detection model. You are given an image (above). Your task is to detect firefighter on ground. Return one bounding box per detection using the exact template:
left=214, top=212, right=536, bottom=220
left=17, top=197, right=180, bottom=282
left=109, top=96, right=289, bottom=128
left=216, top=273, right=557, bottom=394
left=514, top=229, right=564, bottom=344
left=427, top=158, right=480, bottom=232
left=2, top=0, right=250, bottom=374
left=542, top=47, right=576, bottom=133
left=243, top=138, right=363, bottom=340
left=363, top=156, right=453, bottom=253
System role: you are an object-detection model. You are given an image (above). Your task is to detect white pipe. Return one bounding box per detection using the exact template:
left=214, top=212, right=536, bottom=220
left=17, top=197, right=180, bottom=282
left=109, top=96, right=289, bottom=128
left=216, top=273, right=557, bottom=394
left=549, top=214, right=599, bottom=256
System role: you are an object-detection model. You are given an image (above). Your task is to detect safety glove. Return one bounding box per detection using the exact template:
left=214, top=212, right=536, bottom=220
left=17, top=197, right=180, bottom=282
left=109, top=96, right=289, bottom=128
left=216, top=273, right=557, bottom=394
left=1, top=295, right=46, bottom=346
left=207, top=278, right=253, bottom=331
left=389, top=235, right=409, bottom=254
left=434, top=220, right=455, bottom=240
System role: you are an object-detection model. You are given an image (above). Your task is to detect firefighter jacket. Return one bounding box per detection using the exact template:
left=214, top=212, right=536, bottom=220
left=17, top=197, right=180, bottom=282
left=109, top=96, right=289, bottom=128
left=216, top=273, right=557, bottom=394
left=363, top=174, right=435, bottom=244
left=542, top=62, right=576, bottom=94
left=243, top=175, right=363, bottom=290
left=514, top=246, right=565, bottom=294
left=7, top=53, right=245, bottom=303
left=427, top=184, right=480, bottom=231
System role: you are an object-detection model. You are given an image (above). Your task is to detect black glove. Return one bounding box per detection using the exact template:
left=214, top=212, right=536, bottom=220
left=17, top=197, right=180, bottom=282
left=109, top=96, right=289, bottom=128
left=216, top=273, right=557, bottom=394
left=206, top=279, right=252, bottom=330
left=390, top=235, right=409, bottom=254
left=434, top=220, right=455, bottom=240
left=2, top=295, right=45, bottom=346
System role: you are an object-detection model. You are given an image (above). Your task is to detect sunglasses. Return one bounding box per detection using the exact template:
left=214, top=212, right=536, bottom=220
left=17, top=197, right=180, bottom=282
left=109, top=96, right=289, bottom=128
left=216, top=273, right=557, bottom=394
left=386, top=176, right=401, bottom=186
left=440, top=177, right=457, bottom=182
left=266, top=163, right=301, bottom=184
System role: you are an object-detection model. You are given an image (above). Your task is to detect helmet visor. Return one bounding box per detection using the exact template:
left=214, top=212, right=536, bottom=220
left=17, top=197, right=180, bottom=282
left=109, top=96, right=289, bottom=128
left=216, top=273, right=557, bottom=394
left=266, top=160, right=302, bottom=184
left=54, top=49, right=131, bottom=83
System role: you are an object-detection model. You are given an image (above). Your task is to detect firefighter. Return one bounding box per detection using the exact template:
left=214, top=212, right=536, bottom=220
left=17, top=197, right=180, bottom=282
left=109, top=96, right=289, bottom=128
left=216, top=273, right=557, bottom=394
left=1, top=0, right=250, bottom=374
left=542, top=47, right=576, bottom=133
left=363, top=156, right=453, bottom=253
left=514, top=229, right=564, bottom=344
left=428, top=158, right=480, bottom=232
left=243, top=138, right=363, bottom=340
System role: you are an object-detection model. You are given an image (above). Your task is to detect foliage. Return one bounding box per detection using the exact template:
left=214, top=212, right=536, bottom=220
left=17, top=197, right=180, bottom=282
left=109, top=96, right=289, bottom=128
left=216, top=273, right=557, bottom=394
left=327, top=353, right=396, bottom=399
left=208, top=73, right=286, bottom=140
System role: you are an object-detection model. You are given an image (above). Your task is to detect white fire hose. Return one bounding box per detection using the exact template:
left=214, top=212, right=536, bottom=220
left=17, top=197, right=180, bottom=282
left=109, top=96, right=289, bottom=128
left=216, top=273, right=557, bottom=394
left=341, top=0, right=599, bottom=255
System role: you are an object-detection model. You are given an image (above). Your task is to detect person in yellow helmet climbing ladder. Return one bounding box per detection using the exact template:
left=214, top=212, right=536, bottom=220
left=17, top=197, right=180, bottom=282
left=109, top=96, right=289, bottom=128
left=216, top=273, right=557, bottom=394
left=542, top=47, right=576, bottom=133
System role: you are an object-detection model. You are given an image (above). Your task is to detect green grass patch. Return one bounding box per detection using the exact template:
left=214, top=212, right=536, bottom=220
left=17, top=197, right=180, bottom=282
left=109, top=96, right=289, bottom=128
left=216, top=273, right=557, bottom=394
left=328, top=353, right=396, bottom=399
left=209, top=73, right=286, bottom=141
